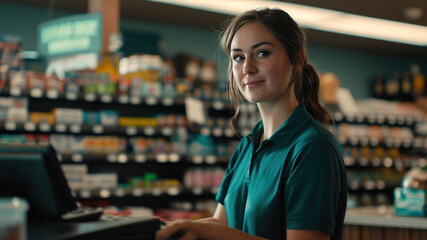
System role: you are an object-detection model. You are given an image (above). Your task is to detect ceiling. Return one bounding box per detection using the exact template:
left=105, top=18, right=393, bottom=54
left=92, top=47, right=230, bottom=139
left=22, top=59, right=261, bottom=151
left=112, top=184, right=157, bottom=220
left=2, top=0, right=427, bottom=61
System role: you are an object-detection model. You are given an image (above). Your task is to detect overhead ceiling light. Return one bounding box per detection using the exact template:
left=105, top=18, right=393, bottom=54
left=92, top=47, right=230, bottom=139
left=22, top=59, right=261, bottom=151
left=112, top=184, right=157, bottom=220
left=149, top=0, right=427, bottom=46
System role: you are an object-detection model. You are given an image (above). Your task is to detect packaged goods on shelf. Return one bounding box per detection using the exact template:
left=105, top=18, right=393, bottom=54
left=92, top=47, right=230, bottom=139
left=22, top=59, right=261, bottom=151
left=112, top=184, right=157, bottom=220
left=54, top=108, right=83, bottom=124
left=119, top=116, right=158, bottom=127
left=84, top=173, right=118, bottom=190
left=29, top=112, right=55, bottom=124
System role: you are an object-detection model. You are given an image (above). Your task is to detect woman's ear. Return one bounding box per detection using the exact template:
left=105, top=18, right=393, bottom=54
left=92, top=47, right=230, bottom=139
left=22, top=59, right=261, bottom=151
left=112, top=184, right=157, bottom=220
left=297, top=50, right=306, bottom=69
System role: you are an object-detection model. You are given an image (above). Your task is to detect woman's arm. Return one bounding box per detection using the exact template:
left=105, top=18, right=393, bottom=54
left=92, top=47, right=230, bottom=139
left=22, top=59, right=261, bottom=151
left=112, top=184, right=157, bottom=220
left=195, top=204, right=228, bottom=225
left=287, top=229, right=331, bottom=240
left=156, top=204, right=267, bottom=240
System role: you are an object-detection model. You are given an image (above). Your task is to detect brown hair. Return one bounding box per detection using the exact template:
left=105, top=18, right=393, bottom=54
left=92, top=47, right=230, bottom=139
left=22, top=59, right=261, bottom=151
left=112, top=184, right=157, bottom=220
left=220, top=8, right=333, bottom=133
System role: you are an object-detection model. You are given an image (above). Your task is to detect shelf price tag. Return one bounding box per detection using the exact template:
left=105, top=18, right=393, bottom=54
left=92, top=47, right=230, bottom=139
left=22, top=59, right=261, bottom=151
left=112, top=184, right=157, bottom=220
left=130, top=96, right=141, bottom=105
left=107, top=154, right=117, bottom=163
left=143, top=127, right=155, bottom=136
left=168, top=153, right=180, bottom=163
left=84, top=93, right=96, bottom=102
left=30, top=88, right=43, bottom=98
left=72, top=153, right=83, bottom=162
left=156, top=153, right=168, bottom=163
left=39, top=122, right=51, bottom=132
left=212, top=127, right=223, bottom=137
left=5, top=121, right=17, bottom=131
left=206, top=155, right=217, bottom=164
left=224, top=128, right=234, bottom=138
left=126, top=126, right=137, bottom=135
left=185, top=97, right=207, bottom=125
left=161, top=127, right=173, bottom=136
left=65, top=92, right=78, bottom=101
left=92, top=125, right=104, bottom=134
left=118, top=95, right=129, bottom=104
left=70, top=124, right=81, bottom=133
left=24, top=122, right=36, bottom=132
left=146, top=97, right=157, bottom=105
left=162, top=97, right=174, bottom=106
left=46, top=89, right=59, bottom=99
left=201, top=127, right=211, bottom=136
left=10, top=87, right=22, bottom=96
left=192, top=155, right=203, bottom=164
left=55, top=123, right=67, bottom=133
left=212, top=101, right=224, bottom=110
left=117, top=153, right=128, bottom=163
left=100, top=94, right=113, bottom=103
left=134, top=154, right=146, bottom=163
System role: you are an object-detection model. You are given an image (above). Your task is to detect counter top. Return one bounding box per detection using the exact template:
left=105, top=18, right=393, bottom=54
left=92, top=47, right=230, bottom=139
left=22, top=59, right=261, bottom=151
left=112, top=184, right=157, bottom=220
left=344, top=205, right=427, bottom=230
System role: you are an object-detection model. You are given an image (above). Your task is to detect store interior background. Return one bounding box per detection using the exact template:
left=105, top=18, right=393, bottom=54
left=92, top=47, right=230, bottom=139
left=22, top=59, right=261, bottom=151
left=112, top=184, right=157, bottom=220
left=1, top=0, right=427, bottom=99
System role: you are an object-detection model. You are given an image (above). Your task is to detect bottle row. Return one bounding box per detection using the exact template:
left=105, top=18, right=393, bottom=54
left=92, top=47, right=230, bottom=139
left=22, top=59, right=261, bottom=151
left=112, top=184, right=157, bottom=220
left=65, top=165, right=224, bottom=199
left=347, top=169, right=404, bottom=191
left=0, top=133, right=239, bottom=160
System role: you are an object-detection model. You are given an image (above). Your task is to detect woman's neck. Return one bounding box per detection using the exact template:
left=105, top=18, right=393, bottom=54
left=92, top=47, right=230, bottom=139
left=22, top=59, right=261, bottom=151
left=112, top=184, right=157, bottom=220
left=257, top=96, right=299, bottom=140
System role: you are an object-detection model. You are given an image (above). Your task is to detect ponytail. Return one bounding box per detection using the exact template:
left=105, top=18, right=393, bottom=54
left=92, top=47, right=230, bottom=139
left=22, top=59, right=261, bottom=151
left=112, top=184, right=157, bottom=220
left=293, top=61, right=333, bottom=127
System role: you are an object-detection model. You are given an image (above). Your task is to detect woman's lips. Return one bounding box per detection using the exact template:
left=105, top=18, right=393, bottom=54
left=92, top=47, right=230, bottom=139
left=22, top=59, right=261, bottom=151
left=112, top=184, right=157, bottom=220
left=244, top=80, right=265, bottom=88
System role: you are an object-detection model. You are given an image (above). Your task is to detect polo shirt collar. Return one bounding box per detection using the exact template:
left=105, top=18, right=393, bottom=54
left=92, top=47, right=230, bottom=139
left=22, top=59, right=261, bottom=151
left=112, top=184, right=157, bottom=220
left=248, top=104, right=310, bottom=146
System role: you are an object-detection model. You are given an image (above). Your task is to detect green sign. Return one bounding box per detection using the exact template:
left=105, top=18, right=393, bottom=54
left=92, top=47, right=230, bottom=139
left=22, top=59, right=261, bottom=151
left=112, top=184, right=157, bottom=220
left=38, top=13, right=103, bottom=58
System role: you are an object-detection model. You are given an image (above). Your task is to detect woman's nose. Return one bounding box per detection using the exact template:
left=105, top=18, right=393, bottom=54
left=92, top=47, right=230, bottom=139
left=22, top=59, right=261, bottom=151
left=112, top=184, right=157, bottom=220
left=243, top=58, right=257, bottom=75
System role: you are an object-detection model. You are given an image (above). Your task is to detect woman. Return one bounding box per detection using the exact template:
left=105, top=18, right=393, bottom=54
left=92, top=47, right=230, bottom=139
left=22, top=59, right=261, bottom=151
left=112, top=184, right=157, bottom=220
left=157, top=8, right=347, bottom=240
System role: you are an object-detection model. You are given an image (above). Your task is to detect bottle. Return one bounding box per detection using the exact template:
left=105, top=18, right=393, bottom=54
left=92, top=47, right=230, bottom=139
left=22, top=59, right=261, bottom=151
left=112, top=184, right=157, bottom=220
left=384, top=73, right=400, bottom=101
left=399, top=72, right=413, bottom=101
left=372, top=74, right=386, bottom=99
left=411, top=64, right=425, bottom=99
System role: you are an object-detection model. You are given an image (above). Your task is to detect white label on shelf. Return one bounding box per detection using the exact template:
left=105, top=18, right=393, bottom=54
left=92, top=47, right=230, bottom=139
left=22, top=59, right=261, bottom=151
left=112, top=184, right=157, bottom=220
left=224, top=128, right=234, bottom=138
left=118, top=95, right=129, bottom=104
left=152, top=187, right=162, bottom=196
left=10, top=87, right=22, bottom=96
left=46, top=89, right=59, bottom=99
left=135, top=154, right=146, bottom=163
left=156, top=153, right=168, bottom=163
left=72, top=154, right=83, bottom=162
left=80, top=190, right=91, bottom=198
left=100, top=189, right=111, bottom=198
left=213, top=101, right=224, bottom=110
left=117, top=153, right=128, bottom=163
left=212, top=128, right=223, bottom=137
left=206, top=155, right=217, bottom=164
left=84, top=93, right=96, bottom=102
left=107, top=154, right=117, bottom=163
left=162, top=98, right=173, bottom=106
left=192, top=187, right=203, bottom=195
left=168, top=153, right=180, bottom=163
left=115, top=188, right=126, bottom=197
left=92, top=125, right=104, bottom=134
left=132, top=188, right=144, bottom=197
left=65, top=92, right=78, bottom=101
left=130, top=96, right=141, bottom=105
left=192, top=155, right=203, bottom=164
left=146, top=97, right=157, bottom=105
left=167, top=187, right=180, bottom=196
left=144, top=127, right=155, bottom=136
left=39, top=122, right=51, bottom=132
left=201, top=127, right=211, bottom=136
left=185, top=97, right=207, bottom=125
left=356, top=114, right=364, bottom=123
left=24, top=122, right=36, bottom=131
left=367, top=114, right=376, bottom=124
left=333, top=112, right=343, bottom=121
left=377, top=115, right=385, bottom=124
left=5, top=121, right=17, bottom=131
left=161, top=127, right=173, bottom=136
left=126, top=126, right=137, bottom=135
left=100, top=94, right=113, bottom=103
left=30, top=88, right=43, bottom=98
left=387, top=116, right=396, bottom=125
left=55, top=123, right=67, bottom=133
left=70, top=124, right=81, bottom=133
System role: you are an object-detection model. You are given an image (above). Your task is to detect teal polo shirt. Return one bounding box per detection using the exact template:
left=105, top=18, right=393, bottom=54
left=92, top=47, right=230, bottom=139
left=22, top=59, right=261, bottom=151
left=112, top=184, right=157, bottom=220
left=216, top=104, right=347, bottom=240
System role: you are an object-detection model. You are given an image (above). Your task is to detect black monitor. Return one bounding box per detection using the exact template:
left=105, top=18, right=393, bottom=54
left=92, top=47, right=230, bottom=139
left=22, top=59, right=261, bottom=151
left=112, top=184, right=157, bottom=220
left=0, top=143, right=102, bottom=221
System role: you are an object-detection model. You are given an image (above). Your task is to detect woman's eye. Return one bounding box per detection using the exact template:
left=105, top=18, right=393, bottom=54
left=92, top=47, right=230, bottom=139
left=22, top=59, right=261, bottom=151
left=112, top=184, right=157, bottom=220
left=257, top=50, right=270, bottom=58
left=232, top=55, right=243, bottom=62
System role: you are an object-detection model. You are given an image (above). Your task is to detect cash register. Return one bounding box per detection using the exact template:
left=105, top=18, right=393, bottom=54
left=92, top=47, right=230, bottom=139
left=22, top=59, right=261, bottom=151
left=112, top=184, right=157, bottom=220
left=0, top=143, right=162, bottom=240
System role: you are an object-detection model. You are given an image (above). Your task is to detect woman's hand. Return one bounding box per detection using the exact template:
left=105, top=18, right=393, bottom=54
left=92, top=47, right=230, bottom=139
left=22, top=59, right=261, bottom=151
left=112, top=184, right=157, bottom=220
left=156, top=220, right=211, bottom=240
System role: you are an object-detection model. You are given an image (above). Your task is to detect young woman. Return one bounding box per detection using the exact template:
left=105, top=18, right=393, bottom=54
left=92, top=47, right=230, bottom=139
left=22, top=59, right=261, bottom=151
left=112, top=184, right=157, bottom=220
left=156, top=8, right=347, bottom=240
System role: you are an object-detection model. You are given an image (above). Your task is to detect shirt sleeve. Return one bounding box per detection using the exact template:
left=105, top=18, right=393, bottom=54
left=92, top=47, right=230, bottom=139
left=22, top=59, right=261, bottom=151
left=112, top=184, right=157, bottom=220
left=284, top=140, right=344, bottom=235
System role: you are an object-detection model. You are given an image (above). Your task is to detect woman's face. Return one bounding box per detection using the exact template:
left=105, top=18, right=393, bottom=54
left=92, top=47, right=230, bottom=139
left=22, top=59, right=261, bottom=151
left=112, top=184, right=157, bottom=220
left=230, top=22, right=294, bottom=104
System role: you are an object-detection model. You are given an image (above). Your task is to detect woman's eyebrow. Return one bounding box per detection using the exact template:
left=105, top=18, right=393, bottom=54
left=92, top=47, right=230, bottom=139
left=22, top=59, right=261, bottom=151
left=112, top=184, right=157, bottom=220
left=231, top=41, right=273, bottom=52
